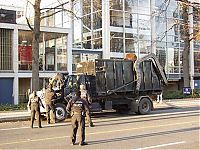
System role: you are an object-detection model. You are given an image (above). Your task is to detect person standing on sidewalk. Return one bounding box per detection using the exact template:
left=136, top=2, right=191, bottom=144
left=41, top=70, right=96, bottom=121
left=45, top=84, right=57, bottom=124
left=80, top=84, right=94, bottom=127
left=27, top=91, right=44, bottom=128
left=66, top=90, right=90, bottom=146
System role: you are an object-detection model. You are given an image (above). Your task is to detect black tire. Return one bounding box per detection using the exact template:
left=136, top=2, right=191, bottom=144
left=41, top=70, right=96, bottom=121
left=138, top=97, right=152, bottom=115
left=55, top=103, right=67, bottom=121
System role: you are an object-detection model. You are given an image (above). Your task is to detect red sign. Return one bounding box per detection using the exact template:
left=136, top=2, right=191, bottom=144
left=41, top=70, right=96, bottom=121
left=18, top=46, right=32, bottom=64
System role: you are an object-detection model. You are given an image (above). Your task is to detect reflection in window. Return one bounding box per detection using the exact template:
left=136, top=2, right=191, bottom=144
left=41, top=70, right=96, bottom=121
left=194, top=52, right=200, bottom=73
left=110, top=10, right=123, bottom=27
left=83, top=0, right=91, bottom=15
left=93, top=38, right=102, bottom=49
left=18, top=30, right=34, bottom=70
left=83, top=15, right=91, bottom=31
left=57, top=35, right=67, bottom=71
left=93, top=30, right=102, bottom=49
left=93, top=0, right=102, bottom=11
left=110, top=0, right=123, bottom=10
left=167, top=48, right=179, bottom=73
left=93, top=11, right=102, bottom=30
left=156, top=48, right=166, bottom=69
left=110, top=32, right=123, bottom=52
left=138, top=0, right=150, bottom=15
left=44, top=32, right=55, bottom=71
left=72, top=54, right=81, bottom=72
left=46, top=10, right=55, bottom=27
left=19, top=78, right=30, bottom=103
left=125, top=0, right=137, bottom=12
left=139, top=40, right=151, bottom=54
left=125, top=33, right=137, bottom=53
left=39, top=37, right=44, bottom=71
left=83, top=36, right=92, bottom=49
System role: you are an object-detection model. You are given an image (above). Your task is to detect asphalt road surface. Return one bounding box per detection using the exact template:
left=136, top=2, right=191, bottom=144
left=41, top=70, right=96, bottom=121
left=0, top=103, right=199, bottom=149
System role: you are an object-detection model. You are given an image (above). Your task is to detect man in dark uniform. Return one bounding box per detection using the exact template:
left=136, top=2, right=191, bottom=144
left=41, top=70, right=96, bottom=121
left=27, top=91, right=44, bottom=128
left=80, top=84, right=94, bottom=127
left=66, top=90, right=90, bottom=146
left=45, top=84, right=57, bottom=124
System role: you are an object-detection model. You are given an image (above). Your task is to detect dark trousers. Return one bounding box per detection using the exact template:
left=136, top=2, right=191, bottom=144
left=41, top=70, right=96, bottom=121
left=46, top=103, right=55, bottom=123
left=71, top=114, right=85, bottom=144
left=31, top=103, right=41, bottom=127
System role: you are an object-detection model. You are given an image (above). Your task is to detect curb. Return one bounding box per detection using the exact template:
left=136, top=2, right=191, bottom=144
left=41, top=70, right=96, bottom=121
left=0, top=116, right=30, bottom=123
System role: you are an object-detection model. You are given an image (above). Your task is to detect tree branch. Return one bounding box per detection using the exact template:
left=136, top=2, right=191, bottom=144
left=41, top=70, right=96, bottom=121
left=40, top=8, right=80, bottom=20
left=26, top=17, right=33, bottom=31
left=159, top=22, right=178, bottom=42
left=40, top=1, right=69, bottom=11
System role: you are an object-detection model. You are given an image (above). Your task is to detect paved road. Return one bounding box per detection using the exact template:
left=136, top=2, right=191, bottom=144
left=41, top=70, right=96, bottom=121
left=0, top=101, right=199, bottom=149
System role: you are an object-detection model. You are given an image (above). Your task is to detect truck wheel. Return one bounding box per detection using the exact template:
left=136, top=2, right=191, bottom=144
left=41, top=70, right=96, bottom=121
left=55, top=103, right=66, bottom=121
left=138, top=97, right=152, bottom=115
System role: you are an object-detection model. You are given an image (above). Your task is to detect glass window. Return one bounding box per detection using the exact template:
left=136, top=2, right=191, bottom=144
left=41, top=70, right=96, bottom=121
left=0, top=29, right=12, bottom=70
left=83, top=35, right=92, bottom=49
left=46, top=10, right=55, bottom=27
left=72, top=54, right=81, bottom=72
left=110, top=38, right=123, bottom=52
left=156, top=48, right=167, bottom=69
left=73, top=19, right=82, bottom=48
left=39, top=35, right=44, bottom=71
left=56, top=35, right=67, bottom=71
left=44, top=32, right=55, bottom=71
left=83, top=0, right=91, bottom=15
left=110, top=32, right=124, bottom=52
left=18, top=78, right=30, bottom=103
left=167, top=48, right=179, bottom=73
left=18, top=30, right=33, bottom=70
left=93, top=11, right=102, bottom=30
left=110, top=10, right=123, bottom=27
left=155, top=16, right=167, bottom=40
left=81, top=53, right=101, bottom=62
left=93, top=38, right=102, bottom=49
left=93, top=0, right=102, bottom=12
left=110, top=0, right=123, bottom=10
left=83, top=15, right=91, bottom=31
left=138, top=14, right=151, bottom=38
left=125, top=0, right=137, bottom=12
left=194, top=52, right=200, bottom=73
left=139, top=40, right=151, bottom=54
left=125, top=33, right=137, bottom=53
left=138, top=0, right=150, bottom=15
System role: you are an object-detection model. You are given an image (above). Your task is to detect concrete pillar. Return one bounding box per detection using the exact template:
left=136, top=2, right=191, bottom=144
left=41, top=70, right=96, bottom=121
left=102, top=0, right=110, bottom=59
left=150, top=0, right=156, bottom=54
left=13, top=27, right=19, bottom=104
left=189, top=6, right=194, bottom=90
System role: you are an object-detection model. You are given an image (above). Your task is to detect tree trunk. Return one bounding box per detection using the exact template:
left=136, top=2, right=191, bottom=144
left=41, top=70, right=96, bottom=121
left=32, top=0, right=41, bottom=91
left=182, top=0, right=190, bottom=87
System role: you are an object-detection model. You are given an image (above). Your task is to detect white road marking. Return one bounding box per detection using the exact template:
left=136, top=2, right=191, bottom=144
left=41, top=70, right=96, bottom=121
left=0, top=122, right=71, bottom=131
left=133, top=141, right=186, bottom=150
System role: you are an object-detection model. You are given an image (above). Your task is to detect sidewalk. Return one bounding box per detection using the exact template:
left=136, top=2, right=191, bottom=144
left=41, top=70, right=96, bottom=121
left=0, top=98, right=199, bottom=123
left=0, top=111, right=30, bottom=122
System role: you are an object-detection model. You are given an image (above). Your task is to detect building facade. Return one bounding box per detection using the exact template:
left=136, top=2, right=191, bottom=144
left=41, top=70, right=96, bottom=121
left=0, top=10, right=72, bottom=104
left=71, top=0, right=200, bottom=90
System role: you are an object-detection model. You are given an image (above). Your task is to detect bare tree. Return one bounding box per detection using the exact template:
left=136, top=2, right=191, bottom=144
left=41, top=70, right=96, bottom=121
left=156, top=0, right=200, bottom=88
left=181, top=0, right=190, bottom=87
left=25, top=0, right=77, bottom=91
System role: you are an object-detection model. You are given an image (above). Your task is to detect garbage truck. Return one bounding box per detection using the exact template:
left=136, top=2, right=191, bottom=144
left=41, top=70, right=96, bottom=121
left=38, top=53, right=167, bottom=121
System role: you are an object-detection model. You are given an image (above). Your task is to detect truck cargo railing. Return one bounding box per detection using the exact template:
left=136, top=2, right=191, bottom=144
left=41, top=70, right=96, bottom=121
left=135, top=53, right=168, bottom=91
left=107, top=79, right=137, bottom=95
